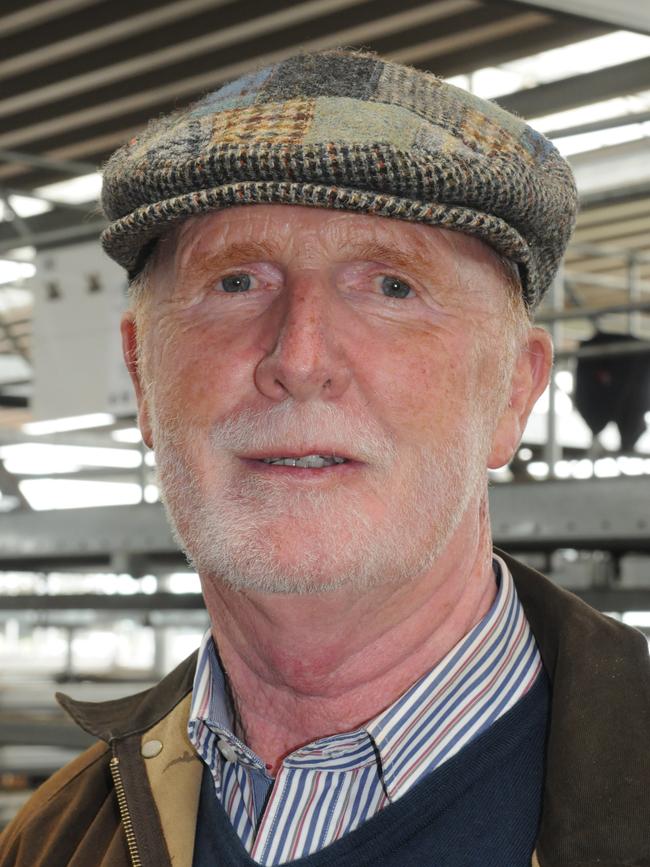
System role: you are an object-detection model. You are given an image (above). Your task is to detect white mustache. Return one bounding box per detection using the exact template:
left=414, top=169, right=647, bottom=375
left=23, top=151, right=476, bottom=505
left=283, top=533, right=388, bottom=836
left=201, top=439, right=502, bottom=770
left=207, top=403, right=397, bottom=468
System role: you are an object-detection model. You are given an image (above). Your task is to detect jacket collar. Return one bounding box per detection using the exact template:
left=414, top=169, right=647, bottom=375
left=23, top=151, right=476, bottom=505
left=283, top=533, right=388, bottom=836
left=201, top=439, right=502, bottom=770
left=58, top=551, right=650, bottom=864
left=57, top=645, right=197, bottom=743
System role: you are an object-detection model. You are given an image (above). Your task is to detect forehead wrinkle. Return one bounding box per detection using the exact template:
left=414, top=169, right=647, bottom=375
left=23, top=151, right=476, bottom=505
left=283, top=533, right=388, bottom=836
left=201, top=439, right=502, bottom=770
left=325, top=218, right=457, bottom=267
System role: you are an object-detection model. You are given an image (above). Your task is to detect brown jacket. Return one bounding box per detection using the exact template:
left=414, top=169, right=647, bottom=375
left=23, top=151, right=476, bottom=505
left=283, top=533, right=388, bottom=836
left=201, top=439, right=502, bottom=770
left=1, top=552, right=649, bottom=867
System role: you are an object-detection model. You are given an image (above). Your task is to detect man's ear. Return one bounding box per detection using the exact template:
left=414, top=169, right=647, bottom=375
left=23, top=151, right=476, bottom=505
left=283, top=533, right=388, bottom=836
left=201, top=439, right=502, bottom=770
left=120, top=312, right=153, bottom=449
left=488, top=327, right=553, bottom=469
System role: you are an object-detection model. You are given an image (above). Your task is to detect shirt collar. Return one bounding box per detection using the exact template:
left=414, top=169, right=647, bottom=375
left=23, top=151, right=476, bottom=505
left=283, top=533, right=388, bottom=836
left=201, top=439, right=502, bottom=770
left=189, top=555, right=525, bottom=794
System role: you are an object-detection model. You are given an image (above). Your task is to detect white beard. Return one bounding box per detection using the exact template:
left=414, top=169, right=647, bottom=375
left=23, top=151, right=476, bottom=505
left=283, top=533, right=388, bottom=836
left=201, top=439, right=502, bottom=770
left=152, top=401, right=492, bottom=595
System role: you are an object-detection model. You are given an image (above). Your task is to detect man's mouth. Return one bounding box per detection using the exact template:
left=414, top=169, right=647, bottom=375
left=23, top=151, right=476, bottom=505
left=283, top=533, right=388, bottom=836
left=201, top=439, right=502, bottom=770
left=258, top=454, right=348, bottom=468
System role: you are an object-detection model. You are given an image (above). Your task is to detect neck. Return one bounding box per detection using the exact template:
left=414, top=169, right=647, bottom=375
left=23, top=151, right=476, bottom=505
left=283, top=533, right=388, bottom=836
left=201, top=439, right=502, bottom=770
left=201, top=498, right=496, bottom=774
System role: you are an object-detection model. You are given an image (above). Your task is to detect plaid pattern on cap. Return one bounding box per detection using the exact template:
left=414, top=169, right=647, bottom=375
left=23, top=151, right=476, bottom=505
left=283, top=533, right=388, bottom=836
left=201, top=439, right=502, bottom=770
left=101, top=49, right=578, bottom=309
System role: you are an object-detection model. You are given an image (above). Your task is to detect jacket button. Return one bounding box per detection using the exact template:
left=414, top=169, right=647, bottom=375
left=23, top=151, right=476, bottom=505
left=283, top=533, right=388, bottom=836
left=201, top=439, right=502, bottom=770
left=141, top=739, right=163, bottom=758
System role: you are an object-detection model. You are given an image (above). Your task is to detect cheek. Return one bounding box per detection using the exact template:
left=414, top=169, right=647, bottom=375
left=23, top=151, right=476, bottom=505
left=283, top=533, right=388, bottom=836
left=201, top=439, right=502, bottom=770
left=148, top=313, right=259, bottom=428
left=365, top=327, right=479, bottom=442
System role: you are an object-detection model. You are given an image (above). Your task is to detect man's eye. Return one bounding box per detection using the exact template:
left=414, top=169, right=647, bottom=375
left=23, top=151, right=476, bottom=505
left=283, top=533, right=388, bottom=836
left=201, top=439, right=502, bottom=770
left=380, top=275, right=413, bottom=299
left=219, top=274, right=252, bottom=293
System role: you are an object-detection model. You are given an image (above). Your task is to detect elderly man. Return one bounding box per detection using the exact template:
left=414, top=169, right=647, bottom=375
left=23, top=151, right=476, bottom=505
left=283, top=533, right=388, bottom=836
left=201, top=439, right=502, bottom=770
left=1, top=50, right=648, bottom=867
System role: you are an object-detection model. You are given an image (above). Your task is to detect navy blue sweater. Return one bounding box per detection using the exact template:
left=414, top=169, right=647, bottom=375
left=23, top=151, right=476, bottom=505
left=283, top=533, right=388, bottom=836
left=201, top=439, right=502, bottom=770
left=194, top=670, right=550, bottom=866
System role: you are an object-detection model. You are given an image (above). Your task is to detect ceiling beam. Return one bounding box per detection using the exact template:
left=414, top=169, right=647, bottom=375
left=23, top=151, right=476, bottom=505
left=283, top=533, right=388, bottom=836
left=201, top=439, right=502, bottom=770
left=0, top=0, right=240, bottom=81
left=568, top=139, right=650, bottom=200
left=0, top=0, right=481, bottom=152
left=0, top=148, right=96, bottom=176
left=497, top=56, right=650, bottom=118
left=544, top=108, right=650, bottom=141
left=508, top=0, right=650, bottom=35
left=0, top=0, right=105, bottom=40
left=388, top=10, right=548, bottom=65
left=0, top=0, right=378, bottom=111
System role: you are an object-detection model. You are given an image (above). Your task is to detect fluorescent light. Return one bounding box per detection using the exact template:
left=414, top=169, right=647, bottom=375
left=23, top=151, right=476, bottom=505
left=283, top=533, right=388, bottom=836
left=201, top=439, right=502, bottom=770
left=517, top=447, right=533, bottom=461
left=0, top=443, right=142, bottom=474
left=19, top=479, right=143, bottom=510
left=22, top=413, right=115, bottom=435
left=4, top=246, right=36, bottom=261
left=0, top=196, right=51, bottom=221
left=112, top=427, right=142, bottom=444
left=527, top=461, right=549, bottom=479
left=144, top=484, right=159, bottom=503
left=3, top=456, right=82, bottom=475
left=446, top=31, right=650, bottom=100
left=555, top=121, right=650, bottom=157
left=622, top=612, right=650, bottom=629
left=594, top=458, right=620, bottom=478
left=0, top=259, right=36, bottom=286
left=488, top=466, right=513, bottom=482
left=141, top=574, right=158, bottom=595
left=554, top=460, right=572, bottom=479
left=531, top=91, right=650, bottom=136
left=168, top=573, right=202, bottom=594
left=532, top=386, right=573, bottom=416
left=0, top=287, right=33, bottom=314
left=34, top=172, right=102, bottom=205
left=571, top=459, right=593, bottom=480
left=9, top=195, right=52, bottom=219
left=617, top=456, right=645, bottom=476
left=555, top=371, right=574, bottom=393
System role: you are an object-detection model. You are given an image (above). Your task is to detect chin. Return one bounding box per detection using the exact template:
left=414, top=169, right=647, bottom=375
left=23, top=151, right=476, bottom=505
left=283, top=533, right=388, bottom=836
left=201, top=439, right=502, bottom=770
left=163, top=488, right=459, bottom=596
left=155, top=420, right=489, bottom=597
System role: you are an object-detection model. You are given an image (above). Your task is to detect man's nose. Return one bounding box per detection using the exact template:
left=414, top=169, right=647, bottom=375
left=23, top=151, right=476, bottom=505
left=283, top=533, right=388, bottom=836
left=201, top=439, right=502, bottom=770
left=254, top=273, right=352, bottom=403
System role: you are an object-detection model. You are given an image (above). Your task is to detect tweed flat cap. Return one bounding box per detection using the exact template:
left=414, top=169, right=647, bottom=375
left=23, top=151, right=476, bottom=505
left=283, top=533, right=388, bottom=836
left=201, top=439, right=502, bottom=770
left=101, top=49, right=578, bottom=310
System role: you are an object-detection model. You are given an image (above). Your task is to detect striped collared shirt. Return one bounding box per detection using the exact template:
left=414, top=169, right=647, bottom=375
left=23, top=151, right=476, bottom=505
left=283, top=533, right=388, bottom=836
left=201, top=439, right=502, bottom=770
left=187, top=554, right=543, bottom=865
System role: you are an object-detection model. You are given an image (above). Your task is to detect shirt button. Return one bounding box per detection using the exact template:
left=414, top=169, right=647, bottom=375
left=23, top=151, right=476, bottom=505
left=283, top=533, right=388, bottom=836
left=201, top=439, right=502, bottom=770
left=217, top=739, right=238, bottom=763
left=141, top=739, right=163, bottom=758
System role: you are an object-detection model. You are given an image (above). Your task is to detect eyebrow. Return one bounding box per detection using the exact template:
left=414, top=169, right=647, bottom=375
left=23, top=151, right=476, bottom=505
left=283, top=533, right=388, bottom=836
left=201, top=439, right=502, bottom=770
left=177, top=240, right=278, bottom=280
left=176, top=238, right=433, bottom=281
left=346, top=241, right=431, bottom=273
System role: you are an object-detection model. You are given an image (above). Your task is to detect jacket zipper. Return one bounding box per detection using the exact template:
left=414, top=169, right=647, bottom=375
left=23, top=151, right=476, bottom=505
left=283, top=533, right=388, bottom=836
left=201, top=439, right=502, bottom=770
left=109, top=754, right=143, bottom=867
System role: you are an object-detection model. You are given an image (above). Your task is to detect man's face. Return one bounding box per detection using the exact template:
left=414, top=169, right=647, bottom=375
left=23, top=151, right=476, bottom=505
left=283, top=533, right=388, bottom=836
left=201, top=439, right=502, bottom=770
left=127, top=205, right=528, bottom=594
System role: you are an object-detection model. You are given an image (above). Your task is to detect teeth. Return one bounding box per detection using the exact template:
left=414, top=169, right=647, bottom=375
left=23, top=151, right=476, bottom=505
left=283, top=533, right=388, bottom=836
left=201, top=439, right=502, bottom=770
left=260, top=454, right=347, bottom=468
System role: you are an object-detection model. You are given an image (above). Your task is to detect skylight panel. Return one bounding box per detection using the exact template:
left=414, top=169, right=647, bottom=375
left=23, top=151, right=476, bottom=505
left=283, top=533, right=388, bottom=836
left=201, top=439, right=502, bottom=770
left=554, top=121, right=650, bottom=157
left=0, top=259, right=36, bottom=286
left=19, top=479, right=144, bottom=510
left=0, top=195, right=52, bottom=221
left=445, top=31, right=650, bottom=100
left=531, top=92, right=650, bottom=136
left=34, top=172, right=102, bottom=205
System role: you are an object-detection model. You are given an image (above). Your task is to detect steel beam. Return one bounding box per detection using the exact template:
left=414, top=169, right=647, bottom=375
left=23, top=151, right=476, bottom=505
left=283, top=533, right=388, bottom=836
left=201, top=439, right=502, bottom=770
left=544, top=109, right=650, bottom=141
left=497, top=57, right=650, bottom=119
left=0, top=0, right=402, bottom=117
left=564, top=272, right=650, bottom=295
left=554, top=341, right=650, bottom=362
left=507, top=0, right=650, bottom=34
left=491, top=478, right=650, bottom=552
left=569, top=140, right=650, bottom=200
left=0, top=0, right=106, bottom=40
left=0, top=221, right=106, bottom=255
left=535, top=300, right=650, bottom=322
left=0, top=149, right=97, bottom=176
left=0, top=479, right=648, bottom=568
left=0, top=720, right=94, bottom=750
left=568, top=243, right=650, bottom=264
left=0, top=593, right=204, bottom=611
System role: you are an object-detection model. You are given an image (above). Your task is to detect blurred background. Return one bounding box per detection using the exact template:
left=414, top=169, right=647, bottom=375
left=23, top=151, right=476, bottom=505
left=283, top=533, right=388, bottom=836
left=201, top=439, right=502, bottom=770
left=0, top=0, right=649, bottom=828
